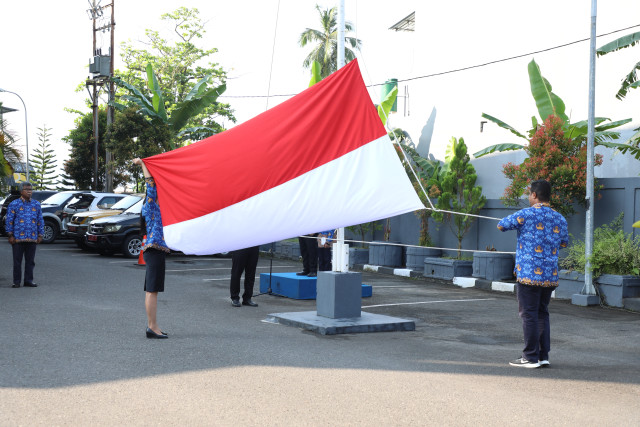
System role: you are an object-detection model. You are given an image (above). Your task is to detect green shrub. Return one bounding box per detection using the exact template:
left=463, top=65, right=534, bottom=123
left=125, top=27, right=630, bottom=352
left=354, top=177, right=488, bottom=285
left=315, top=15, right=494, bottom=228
left=560, top=213, right=640, bottom=276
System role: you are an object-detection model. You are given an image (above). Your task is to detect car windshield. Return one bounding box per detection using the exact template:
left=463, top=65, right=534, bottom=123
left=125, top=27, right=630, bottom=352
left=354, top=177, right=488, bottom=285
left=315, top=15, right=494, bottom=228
left=42, top=192, right=75, bottom=205
left=124, top=199, right=143, bottom=214
left=110, top=195, right=142, bottom=210
left=67, top=194, right=94, bottom=209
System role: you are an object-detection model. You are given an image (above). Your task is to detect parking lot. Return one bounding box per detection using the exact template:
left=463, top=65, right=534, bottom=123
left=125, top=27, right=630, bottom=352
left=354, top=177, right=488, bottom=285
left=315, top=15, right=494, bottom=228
left=1, top=239, right=640, bottom=425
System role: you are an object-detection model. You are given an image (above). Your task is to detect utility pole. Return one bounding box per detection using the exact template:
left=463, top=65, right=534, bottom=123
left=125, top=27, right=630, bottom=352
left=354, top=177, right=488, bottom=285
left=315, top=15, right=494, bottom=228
left=105, top=1, right=115, bottom=192
left=86, top=0, right=114, bottom=192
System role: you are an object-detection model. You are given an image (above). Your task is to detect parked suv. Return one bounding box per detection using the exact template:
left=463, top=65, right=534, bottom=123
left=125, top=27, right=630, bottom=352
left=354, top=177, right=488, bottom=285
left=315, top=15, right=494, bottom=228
left=85, top=199, right=144, bottom=258
left=67, top=194, right=144, bottom=250
left=1, top=189, right=59, bottom=238
left=61, top=192, right=127, bottom=236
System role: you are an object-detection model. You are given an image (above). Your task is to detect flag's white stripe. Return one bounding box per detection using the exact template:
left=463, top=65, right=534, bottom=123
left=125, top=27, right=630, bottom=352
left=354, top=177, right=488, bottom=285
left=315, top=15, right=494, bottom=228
left=164, top=135, right=423, bottom=255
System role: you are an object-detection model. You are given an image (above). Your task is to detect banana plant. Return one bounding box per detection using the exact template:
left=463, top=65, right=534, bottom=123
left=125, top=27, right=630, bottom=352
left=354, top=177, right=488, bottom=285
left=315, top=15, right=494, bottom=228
left=111, top=63, right=226, bottom=149
left=377, top=85, right=398, bottom=126
left=473, top=59, right=635, bottom=158
left=597, top=30, right=640, bottom=100
left=308, top=61, right=322, bottom=87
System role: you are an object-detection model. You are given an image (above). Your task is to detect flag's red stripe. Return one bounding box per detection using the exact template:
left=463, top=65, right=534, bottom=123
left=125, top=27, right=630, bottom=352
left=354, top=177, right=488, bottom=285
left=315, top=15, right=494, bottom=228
left=143, top=60, right=385, bottom=227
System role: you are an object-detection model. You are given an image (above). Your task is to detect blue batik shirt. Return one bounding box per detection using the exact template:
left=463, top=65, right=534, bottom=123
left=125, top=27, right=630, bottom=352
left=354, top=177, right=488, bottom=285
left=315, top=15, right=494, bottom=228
left=141, top=178, right=170, bottom=253
left=497, top=203, right=568, bottom=287
left=319, top=229, right=336, bottom=244
left=5, top=197, right=45, bottom=243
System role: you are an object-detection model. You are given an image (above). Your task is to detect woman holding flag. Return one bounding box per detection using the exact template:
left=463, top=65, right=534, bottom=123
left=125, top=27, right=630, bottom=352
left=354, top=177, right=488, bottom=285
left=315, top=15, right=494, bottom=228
left=133, top=158, right=170, bottom=339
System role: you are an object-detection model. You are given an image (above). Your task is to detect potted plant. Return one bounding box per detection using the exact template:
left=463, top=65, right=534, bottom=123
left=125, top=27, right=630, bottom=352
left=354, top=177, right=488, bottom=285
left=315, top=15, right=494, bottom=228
left=472, top=246, right=514, bottom=281
left=559, top=213, right=640, bottom=307
left=346, top=221, right=381, bottom=267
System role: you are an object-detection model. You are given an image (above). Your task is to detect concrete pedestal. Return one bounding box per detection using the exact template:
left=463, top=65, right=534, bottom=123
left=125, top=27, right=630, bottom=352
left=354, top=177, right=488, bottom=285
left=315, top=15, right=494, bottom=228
left=316, top=271, right=362, bottom=319
left=266, top=311, right=415, bottom=335
left=571, top=294, right=600, bottom=306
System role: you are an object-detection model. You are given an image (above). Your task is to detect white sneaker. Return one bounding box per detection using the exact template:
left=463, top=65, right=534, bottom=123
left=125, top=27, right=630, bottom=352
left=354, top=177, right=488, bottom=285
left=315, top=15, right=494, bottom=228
left=509, top=357, right=541, bottom=368
left=539, top=360, right=550, bottom=367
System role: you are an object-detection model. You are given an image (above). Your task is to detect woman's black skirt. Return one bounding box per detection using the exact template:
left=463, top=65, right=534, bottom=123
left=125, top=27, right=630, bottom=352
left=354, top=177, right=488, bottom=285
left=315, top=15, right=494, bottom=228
left=143, top=248, right=166, bottom=293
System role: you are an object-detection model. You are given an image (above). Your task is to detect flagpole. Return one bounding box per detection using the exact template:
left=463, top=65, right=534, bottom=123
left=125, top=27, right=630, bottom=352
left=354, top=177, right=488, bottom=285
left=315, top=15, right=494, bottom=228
left=334, top=0, right=349, bottom=272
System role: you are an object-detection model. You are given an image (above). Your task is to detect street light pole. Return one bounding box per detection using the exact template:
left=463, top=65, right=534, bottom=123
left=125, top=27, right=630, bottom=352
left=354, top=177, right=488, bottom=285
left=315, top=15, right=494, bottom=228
left=0, top=88, right=29, bottom=182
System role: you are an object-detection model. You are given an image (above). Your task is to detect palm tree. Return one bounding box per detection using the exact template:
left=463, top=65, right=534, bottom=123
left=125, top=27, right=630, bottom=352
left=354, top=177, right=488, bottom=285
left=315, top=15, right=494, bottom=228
left=299, top=5, right=362, bottom=79
left=0, top=118, right=21, bottom=193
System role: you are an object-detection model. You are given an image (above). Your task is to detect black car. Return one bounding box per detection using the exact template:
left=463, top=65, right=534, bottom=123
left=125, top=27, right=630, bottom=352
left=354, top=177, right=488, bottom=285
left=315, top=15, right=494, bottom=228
left=85, top=199, right=144, bottom=258
left=0, top=189, right=58, bottom=237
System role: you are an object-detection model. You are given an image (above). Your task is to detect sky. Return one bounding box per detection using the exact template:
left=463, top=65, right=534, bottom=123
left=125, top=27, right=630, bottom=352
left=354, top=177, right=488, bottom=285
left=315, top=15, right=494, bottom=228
left=1, top=0, right=639, bottom=179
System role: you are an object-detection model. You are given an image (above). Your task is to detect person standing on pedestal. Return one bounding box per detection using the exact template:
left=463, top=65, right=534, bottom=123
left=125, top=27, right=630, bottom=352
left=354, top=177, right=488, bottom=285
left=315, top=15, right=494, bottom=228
left=317, top=229, right=336, bottom=272
left=297, top=233, right=318, bottom=277
left=229, top=245, right=260, bottom=307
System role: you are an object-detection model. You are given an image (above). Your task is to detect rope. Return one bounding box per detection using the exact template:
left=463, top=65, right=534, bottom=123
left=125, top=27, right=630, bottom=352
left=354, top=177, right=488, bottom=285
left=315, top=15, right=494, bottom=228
left=295, top=234, right=515, bottom=255
left=264, top=0, right=281, bottom=111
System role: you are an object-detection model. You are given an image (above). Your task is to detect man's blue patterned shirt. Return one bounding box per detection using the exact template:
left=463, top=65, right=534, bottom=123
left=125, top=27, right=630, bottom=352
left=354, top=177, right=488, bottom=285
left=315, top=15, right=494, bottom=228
left=497, top=203, right=568, bottom=287
left=5, top=197, right=44, bottom=242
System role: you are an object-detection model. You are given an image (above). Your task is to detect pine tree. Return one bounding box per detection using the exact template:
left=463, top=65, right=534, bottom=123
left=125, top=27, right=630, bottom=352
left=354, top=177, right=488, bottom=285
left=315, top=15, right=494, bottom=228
left=30, top=125, right=58, bottom=190
left=57, top=171, right=77, bottom=190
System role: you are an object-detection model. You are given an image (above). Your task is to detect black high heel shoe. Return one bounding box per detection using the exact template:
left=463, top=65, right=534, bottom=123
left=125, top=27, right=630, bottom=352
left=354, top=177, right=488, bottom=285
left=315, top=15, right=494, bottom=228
left=146, top=327, right=168, bottom=339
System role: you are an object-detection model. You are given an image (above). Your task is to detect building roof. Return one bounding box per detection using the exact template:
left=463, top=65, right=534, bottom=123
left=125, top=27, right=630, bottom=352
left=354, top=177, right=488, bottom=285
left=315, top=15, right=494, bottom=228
left=1, top=105, right=18, bottom=115
left=389, top=11, right=415, bottom=32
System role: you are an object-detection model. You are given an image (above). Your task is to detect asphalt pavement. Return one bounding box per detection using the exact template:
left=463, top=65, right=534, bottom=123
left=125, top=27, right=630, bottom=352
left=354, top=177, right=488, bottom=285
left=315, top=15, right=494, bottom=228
left=1, top=239, right=639, bottom=426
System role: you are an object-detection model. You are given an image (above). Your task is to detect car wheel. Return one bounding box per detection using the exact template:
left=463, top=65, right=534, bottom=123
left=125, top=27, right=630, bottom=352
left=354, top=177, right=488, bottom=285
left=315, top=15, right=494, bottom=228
left=75, top=238, right=91, bottom=251
left=122, top=234, right=143, bottom=258
left=42, top=220, right=58, bottom=244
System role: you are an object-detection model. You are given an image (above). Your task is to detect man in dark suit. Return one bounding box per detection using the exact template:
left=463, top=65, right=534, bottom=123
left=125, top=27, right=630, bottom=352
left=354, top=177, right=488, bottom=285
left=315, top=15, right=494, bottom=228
left=296, top=233, right=318, bottom=277
left=229, top=246, right=260, bottom=307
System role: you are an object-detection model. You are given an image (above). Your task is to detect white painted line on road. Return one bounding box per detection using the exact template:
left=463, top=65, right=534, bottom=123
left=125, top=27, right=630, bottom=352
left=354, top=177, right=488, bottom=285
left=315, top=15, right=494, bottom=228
left=40, top=248, right=78, bottom=251
left=70, top=253, right=101, bottom=257
left=108, top=260, right=140, bottom=263
left=372, top=285, right=420, bottom=288
left=168, top=265, right=297, bottom=272
left=203, top=275, right=263, bottom=281
left=363, top=298, right=495, bottom=308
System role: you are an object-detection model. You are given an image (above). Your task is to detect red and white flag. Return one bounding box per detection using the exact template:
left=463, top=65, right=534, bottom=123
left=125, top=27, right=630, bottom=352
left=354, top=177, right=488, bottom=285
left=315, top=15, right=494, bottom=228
left=143, top=60, right=423, bottom=255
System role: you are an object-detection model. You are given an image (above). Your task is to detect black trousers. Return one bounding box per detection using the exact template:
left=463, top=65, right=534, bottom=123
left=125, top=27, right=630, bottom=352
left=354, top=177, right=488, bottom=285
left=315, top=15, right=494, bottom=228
left=298, top=235, right=318, bottom=274
left=230, top=246, right=260, bottom=301
left=12, top=242, right=37, bottom=286
left=318, top=247, right=332, bottom=272
left=516, top=283, right=554, bottom=363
